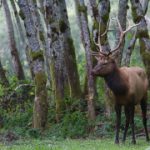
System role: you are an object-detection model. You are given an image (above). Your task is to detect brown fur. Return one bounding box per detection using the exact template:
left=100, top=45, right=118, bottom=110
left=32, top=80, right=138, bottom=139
left=92, top=55, right=148, bottom=105
left=92, top=54, right=149, bottom=144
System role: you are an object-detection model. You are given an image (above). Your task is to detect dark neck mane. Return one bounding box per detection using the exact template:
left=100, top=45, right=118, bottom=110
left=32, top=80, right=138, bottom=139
left=104, top=67, right=128, bottom=96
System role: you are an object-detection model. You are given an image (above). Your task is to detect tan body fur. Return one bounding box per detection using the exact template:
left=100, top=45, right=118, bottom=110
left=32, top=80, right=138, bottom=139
left=115, top=67, right=148, bottom=105
left=91, top=55, right=149, bottom=144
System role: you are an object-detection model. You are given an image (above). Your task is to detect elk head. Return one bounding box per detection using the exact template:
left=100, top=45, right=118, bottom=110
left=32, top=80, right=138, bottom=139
left=91, top=53, right=116, bottom=77
left=91, top=18, right=139, bottom=77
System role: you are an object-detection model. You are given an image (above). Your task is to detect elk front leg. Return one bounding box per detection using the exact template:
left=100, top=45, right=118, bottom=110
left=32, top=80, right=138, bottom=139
left=115, top=104, right=121, bottom=144
left=122, top=106, right=130, bottom=143
left=130, top=104, right=136, bottom=144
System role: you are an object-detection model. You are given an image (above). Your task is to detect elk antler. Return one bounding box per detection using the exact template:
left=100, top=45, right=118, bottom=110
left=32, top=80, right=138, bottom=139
left=111, top=18, right=140, bottom=53
left=92, top=19, right=110, bottom=55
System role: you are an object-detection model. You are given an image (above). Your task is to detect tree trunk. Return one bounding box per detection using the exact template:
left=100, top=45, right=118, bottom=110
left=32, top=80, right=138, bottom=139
left=29, top=0, right=51, bottom=83
left=115, top=0, right=128, bottom=65
left=3, top=0, right=25, bottom=80
left=89, top=0, right=111, bottom=117
left=130, top=0, right=150, bottom=86
left=10, top=0, right=26, bottom=45
left=10, top=0, right=34, bottom=79
left=18, top=0, right=48, bottom=129
left=140, top=0, right=149, bottom=14
left=98, top=0, right=112, bottom=117
left=123, top=0, right=149, bottom=66
left=59, top=0, right=82, bottom=99
left=0, top=61, right=9, bottom=87
left=45, top=0, right=68, bottom=122
left=123, top=30, right=137, bottom=66
left=75, top=0, right=96, bottom=121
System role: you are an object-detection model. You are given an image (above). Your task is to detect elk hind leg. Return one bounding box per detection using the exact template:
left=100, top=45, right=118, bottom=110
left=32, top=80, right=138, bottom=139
left=130, top=104, right=136, bottom=144
left=140, top=98, right=149, bottom=141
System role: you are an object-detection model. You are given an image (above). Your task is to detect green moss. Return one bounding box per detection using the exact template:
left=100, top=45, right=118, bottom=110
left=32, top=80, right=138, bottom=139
left=77, top=5, right=87, bottom=13
left=59, top=20, right=68, bottom=33
left=32, top=0, right=37, bottom=4
left=67, top=38, right=76, bottom=57
left=142, top=52, right=150, bottom=61
left=39, top=31, right=45, bottom=42
left=35, top=71, right=47, bottom=94
left=30, top=50, right=44, bottom=61
left=19, top=10, right=25, bottom=20
left=131, top=7, right=143, bottom=23
left=48, top=18, right=54, bottom=24
left=93, top=20, right=99, bottom=30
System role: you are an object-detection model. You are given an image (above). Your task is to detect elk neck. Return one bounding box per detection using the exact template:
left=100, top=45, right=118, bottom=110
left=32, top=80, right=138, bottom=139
left=104, top=65, right=128, bottom=96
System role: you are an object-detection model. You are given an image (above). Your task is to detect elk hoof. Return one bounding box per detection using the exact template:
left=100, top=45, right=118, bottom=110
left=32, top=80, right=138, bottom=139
left=131, top=140, right=136, bottom=144
left=115, top=140, right=119, bottom=144
left=146, top=138, right=150, bottom=142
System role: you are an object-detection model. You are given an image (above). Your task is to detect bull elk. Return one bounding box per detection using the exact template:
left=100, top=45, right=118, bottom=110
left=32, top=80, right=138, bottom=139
left=91, top=18, right=149, bottom=144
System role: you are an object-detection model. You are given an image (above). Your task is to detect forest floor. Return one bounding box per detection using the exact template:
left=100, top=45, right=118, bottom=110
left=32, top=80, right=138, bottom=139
left=0, top=138, right=149, bottom=150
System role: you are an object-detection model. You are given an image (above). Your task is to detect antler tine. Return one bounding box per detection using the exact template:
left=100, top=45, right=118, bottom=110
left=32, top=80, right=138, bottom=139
left=101, top=18, right=110, bottom=37
left=90, top=50, right=100, bottom=56
left=111, top=17, right=140, bottom=53
left=124, top=20, right=140, bottom=34
left=93, top=19, right=110, bottom=55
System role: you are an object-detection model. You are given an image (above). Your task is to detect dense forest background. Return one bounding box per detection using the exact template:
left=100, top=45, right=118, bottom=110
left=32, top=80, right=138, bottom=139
left=0, top=0, right=150, bottom=146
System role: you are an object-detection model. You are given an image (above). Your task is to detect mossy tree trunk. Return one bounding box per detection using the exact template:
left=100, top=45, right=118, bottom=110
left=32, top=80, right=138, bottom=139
left=10, top=0, right=26, bottom=45
left=18, top=0, right=48, bottom=129
left=3, top=0, right=25, bottom=80
left=29, top=0, right=51, bottom=82
left=123, top=30, right=137, bottom=66
left=89, top=0, right=112, bottom=117
left=115, top=0, right=128, bottom=65
left=0, top=61, right=9, bottom=87
left=123, top=0, right=149, bottom=66
left=10, top=0, right=34, bottom=79
left=45, top=0, right=69, bottom=122
left=75, top=0, right=96, bottom=121
left=97, top=0, right=112, bottom=117
left=130, top=0, right=150, bottom=86
left=59, top=0, right=82, bottom=99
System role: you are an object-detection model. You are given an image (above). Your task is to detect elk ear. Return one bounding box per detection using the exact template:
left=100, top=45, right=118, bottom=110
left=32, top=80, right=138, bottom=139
left=109, top=51, right=119, bottom=59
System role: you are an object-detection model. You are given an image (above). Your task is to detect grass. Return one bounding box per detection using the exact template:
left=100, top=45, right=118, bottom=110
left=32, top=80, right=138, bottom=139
left=0, top=138, right=150, bottom=150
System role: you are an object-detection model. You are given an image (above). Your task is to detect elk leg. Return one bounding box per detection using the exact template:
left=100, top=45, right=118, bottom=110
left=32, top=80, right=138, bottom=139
left=122, top=106, right=130, bottom=143
left=115, top=104, right=121, bottom=144
left=130, top=104, right=136, bottom=144
left=140, top=99, right=149, bottom=141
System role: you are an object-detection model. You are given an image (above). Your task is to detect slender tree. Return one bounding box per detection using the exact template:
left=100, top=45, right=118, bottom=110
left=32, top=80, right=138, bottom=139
left=10, top=0, right=34, bottom=78
left=115, top=0, right=128, bottom=65
left=123, top=30, right=137, bottom=66
left=123, top=0, right=149, bottom=66
left=2, top=0, right=25, bottom=80
left=0, top=61, right=9, bottom=86
left=18, top=0, right=48, bottom=129
left=75, top=0, right=96, bottom=121
left=10, top=0, right=26, bottom=44
left=29, top=0, right=51, bottom=82
left=130, top=0, right=150, bottom=85
left=45, top=0, right=68, bottom=122
left=59, top=0, right=82, bottom=99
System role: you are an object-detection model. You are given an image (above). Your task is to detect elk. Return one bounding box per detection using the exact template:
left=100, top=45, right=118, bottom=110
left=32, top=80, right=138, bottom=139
left=91, top=19, right=149, bottom=144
